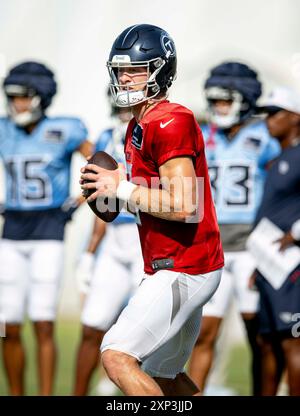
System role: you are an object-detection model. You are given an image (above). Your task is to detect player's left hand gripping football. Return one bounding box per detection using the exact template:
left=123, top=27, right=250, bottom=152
left=80, top=163, right=126, bottom=203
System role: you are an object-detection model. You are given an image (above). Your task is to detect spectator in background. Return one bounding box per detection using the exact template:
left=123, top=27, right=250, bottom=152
left=251, top=86, right=300, bottom=396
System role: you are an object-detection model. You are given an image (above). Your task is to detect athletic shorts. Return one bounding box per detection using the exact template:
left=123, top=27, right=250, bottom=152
left=81, top=223, right=143, bottom=331
left=255, top=264, right=300, bottom=338
left=101, top=268, right=222, bottom=378
left=0, top=239, right=64, bottom=323
left=203, top=251, right=258, bottom=317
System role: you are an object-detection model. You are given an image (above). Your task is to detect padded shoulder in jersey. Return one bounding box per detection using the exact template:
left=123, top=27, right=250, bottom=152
left=146, top=103, right=201, bottom=167
left=245, top=120, right=281, bottom=167
left=148, top=102, right=194, bottom=124
left=45, top=117, right=88, bottom=154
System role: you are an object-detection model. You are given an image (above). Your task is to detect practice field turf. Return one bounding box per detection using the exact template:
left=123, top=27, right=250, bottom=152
left=0, top=319, right=251, bottom=396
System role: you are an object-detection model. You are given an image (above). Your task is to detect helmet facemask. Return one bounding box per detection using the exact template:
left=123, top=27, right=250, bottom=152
left=205, top=86, right=251, bottom=129
left=107, top=56, right=168, bottom=107
left=4, top=84, right=43, bottom=127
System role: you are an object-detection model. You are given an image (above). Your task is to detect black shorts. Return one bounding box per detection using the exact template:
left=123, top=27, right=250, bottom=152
left=256, top=265, right=300, bottom=338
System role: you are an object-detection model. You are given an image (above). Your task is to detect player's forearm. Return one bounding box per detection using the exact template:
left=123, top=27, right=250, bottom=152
left=78, top=140, right=94, bottom=159
left=125, top=183, right=197, bottom=222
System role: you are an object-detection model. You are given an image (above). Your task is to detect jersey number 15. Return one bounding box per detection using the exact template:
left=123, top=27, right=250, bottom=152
left=6, top=157, right=52, bottom=206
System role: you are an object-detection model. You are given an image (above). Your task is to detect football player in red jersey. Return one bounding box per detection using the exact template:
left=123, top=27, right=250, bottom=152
left=80, top=24, right=224, bottom=396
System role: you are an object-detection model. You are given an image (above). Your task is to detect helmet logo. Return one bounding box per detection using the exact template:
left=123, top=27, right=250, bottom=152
left=112, top=55, right=131, bottom=63
left=161, top=35, right=175, bottom=57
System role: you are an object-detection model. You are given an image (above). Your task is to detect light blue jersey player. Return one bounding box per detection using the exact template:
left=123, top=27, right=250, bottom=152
left=73, top=98, right=143, bottom=396
left=189, top=62, right=280, bottom=396
left=0, top=116, right=87, bottom=219
left=0, top=61, right=92, bottom=396
left=202, top=119, right=280, bottom=225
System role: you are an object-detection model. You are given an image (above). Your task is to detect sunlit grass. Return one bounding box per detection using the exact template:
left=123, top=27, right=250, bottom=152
left=0, top=319, right=250, bottom=396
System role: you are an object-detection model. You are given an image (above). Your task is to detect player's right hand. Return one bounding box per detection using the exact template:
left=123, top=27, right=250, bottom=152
left=75, top=252, right=95, bottom=295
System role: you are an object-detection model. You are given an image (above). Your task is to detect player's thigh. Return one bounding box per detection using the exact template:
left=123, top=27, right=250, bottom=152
left=28, top=240, right=64, bottom=322
left=101, top=269, right=221, bottom=368
left=0, top=239, right=28, bottom=323
left=142, top=306, right=203, bottom=378
left=143, top=271, right=221, bottom=378
left=232, top=251, right=259, bottom=314
left=202, top=264, right=233, bottom=318
left=81, top=252, right=135, bottom=331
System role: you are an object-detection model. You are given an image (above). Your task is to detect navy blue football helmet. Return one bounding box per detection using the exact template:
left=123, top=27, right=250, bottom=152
left=107, top=24, right=177, bottom=107
left=3, top=61, right=57, bottom=126
left=204, top=62, right=262, bottom=128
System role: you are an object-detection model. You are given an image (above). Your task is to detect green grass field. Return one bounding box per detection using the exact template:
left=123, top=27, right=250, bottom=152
left=0, top=319, right=251, bottom=396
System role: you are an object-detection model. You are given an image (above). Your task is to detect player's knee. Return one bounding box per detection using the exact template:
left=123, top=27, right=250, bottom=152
left=282, top=339, right=300, bottom=367
left=4, top=324, right=22, bottom=342
left=102, top=350, right=121, bottom=381
left=259, top=336, right=274, bottom=356
left=34, top=321, right=54, bottom=343
left=195, top=327, right=217, bottom=349
left=82, top=325, right=104, bottom=345
left=195, top=316, right=221, bottom=349
left=102, top=349, right=136, bottom=381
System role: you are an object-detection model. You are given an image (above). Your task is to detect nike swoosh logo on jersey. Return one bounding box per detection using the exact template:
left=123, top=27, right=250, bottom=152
left=160, top=118, right=174, bottom=128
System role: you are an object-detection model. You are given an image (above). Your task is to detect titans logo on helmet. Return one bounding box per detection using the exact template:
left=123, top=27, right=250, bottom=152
left=161, top=34, right=176, bottom=57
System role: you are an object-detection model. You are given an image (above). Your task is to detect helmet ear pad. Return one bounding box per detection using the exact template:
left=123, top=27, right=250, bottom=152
left=149, top=55, right=177, bottom=96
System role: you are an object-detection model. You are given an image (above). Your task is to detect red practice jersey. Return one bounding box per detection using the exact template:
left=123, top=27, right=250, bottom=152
left=124, top=100, right=224, bottom=275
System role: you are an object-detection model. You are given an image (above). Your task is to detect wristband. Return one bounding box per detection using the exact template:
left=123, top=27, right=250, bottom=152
left=291, top=219, right=300, bottom=241
left=116, top=180, right=137, bottom=202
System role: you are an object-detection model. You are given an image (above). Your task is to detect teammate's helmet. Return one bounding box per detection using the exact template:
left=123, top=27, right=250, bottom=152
left=204, top=62, right=262, bottom=129
left=107, top=24, right=177, bottom=107
left=3, top=61, right=57, bottom=126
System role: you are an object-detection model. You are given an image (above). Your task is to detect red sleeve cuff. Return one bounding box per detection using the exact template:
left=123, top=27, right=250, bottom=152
left=157, top=148, right=197, bottom=167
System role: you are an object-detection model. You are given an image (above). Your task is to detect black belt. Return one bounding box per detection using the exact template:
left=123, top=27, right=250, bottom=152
left=151, top=258, right=174, bottom=271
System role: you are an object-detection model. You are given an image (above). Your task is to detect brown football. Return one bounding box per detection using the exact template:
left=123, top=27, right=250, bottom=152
left=83, top=151, right=121, bottom=222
